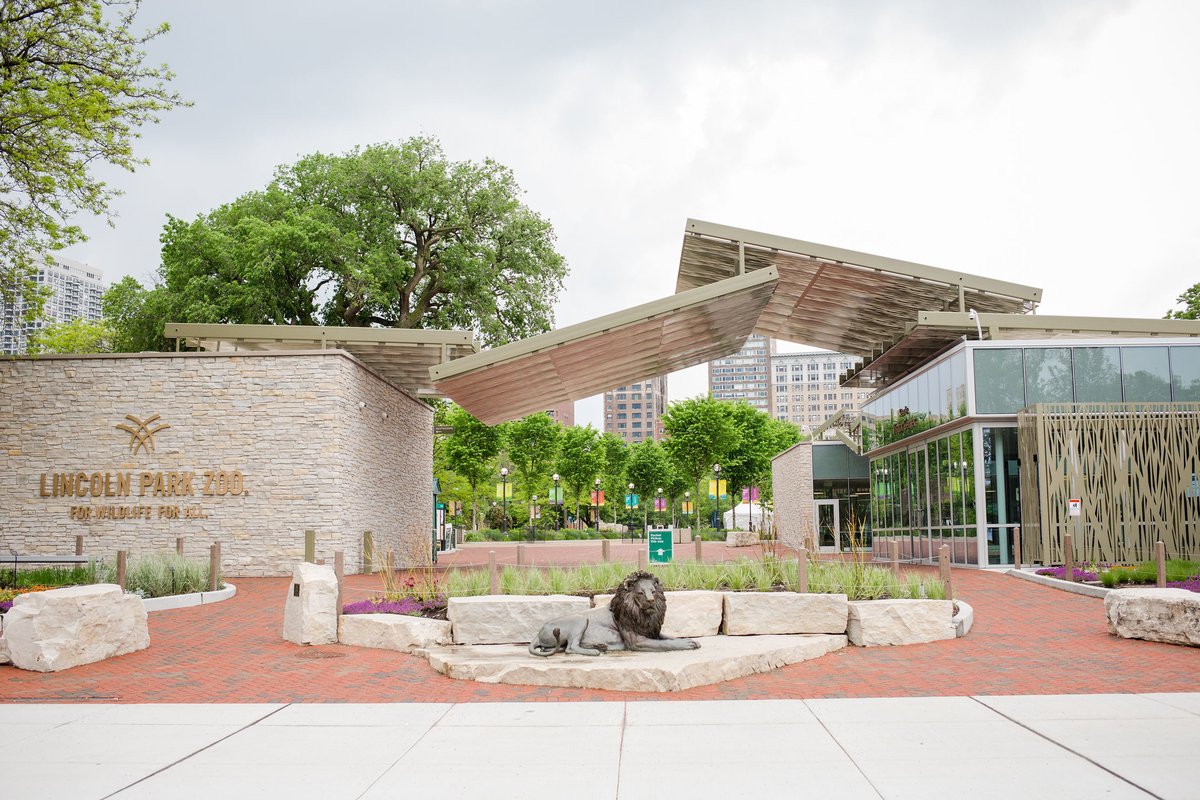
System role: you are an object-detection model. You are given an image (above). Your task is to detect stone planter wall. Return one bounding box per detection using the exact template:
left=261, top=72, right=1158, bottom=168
left=339, top=613, right=451, bottom=652
left=847, top=599, right=955, bottom=646
left=1105, top=588, right=1200, bottom=647
left=448, top=595, right=590, bottom=645
left=1, top=583, right=149, bottom=672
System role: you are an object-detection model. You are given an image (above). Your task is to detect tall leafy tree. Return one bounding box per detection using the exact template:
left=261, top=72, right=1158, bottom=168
left=151, top=136, right=568, bottom=347
left=662, top=395, right=737, bottom=517
left=625, top=440, right=670, bottom=532
left=0, top=0, right=188, bottom=318
left=718, top=402, right=771, bottom=517
left=102, top=276, right=175, bottom=352
left=505, top=413, right=561, bottom=504
left=441, top=405, right=504, bottom=530
left=26, top=317, right=111, bottom=354
left=598, top=432, right=629, bottom=525
left=553, top=425, right=604, bottom=524
left=1165, top=282, right=1200, bottom=320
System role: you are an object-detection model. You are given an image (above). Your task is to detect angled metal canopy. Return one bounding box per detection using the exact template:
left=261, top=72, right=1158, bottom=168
left=430, top=267, right=780, bottom=424
left=842, top=311, right=1200, bottom=389
left=164, top=323, right=477, bottom=397
left=676, top=219, right=1043, bottom=357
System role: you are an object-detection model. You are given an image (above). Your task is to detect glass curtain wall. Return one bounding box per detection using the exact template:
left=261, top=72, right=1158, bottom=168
left=982, top=427, right=1020, bottom=565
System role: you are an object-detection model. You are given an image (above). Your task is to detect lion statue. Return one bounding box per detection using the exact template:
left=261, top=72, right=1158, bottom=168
left=528, top=570, right=701, bottom=657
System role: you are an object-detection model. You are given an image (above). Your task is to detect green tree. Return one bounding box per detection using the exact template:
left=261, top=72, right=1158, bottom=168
left=102, top=276, right=176, bottom=352
left=758, top=417, right=804, bottom=514
left=662, top=395, right=737, bottom=520
left=598, top=432, right=629, bottom=525
left=625, top=440, right=670, bottom=532
left=441, top=405, right=504, bottom=531
left=155, top=136, right=568, bottom=346
left=717, top=402, right=770, bottom=521
left=1165, top=282, right=1200, bottom=320
left=0, top=0, right=188, bottom=318
left=553, top=425, right=604, bottom=525
left=26, top=317, right=111, bottom=354
left=505, top=413, right=561, bottom=505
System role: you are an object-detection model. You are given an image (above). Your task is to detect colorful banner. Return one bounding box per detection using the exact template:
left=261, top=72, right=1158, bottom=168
left=590, top=489, right=605, bottom=507
left=625, top=493, right=639, bottom=509
left=708, top=479, right=728, bottom=500
left=547, top=486, right=564, bottom=504
left=681, top=501, right=694, bottom=513
left=653, top=497, right=667, bottom=511
left=742, top=486, right=759, bottom=502
left=495, top=482, right=513, bottom=500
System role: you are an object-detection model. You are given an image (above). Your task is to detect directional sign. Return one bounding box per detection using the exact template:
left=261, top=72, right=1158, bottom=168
left=648, top=529, right=673, bottom=564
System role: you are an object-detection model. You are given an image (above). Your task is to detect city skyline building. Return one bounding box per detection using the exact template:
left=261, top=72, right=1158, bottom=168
left=1, top=256, right=104, bottom=355
left=545, top=401, right=575, bottom=427
left=771, top=350, right=869, bottom=433
left=602, top=376, right=667, bottom=443
left=708, top=333, right=775, bottom=412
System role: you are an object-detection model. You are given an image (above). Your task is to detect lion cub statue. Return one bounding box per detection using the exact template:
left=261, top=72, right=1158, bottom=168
left=528, top=570, right=701, bottom=657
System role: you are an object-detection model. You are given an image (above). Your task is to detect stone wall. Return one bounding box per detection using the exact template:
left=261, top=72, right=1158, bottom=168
left=771, top=441, right=814, bottom=550
left=0, top=351, right=432, bottom=576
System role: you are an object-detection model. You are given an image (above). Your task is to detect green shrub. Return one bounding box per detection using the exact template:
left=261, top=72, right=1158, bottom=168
left=99, top=552, right=217, bottom=598
left=0, top=562, right=99, bottom=590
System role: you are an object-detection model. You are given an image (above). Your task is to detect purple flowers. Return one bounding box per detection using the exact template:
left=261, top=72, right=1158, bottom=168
left=1166, top=577, right=1200, bottom=593
left=342, top=596, right=445, bottom=616
left=1036, top=566, right=1099, bottom=582
left=0, top=600, right=11, bottom=613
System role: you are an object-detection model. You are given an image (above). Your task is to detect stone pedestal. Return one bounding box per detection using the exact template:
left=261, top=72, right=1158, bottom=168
left=448, top=595, right=590, bottom=644
left=1105, top=588, right=1200, bottom=646
left=722, top=592, right=849, bottom=635
left=593, top=590, right=725, bottom=637
left=725, top=530, right=758, bottom=547
left=847, top=599, right=954, bottom=646
left=338, top=613, right=452, bottom=652
left=2, top=584, right=149, bottom=672
left=282, top=562, right=339, bottom=645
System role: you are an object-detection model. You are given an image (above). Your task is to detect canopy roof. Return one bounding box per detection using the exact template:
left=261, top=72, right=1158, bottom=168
left=676, top=219, right=1042, bottom=357
left=164, top=323, right=477, bottom=397
left=843, top=311, right=1200, bottom=389
left=429, top=268, right=780, bottom=423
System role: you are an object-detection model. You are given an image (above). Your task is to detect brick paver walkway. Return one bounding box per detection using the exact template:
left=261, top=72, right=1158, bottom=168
left=2, top=544, right=1196, bottom=703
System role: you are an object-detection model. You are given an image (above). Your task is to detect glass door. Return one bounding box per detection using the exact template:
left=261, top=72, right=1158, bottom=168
left=815, top=499, right=840, bottom=553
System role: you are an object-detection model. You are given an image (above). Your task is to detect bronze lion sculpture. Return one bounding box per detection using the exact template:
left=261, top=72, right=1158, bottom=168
left=528, top=570, right=701, bottom=657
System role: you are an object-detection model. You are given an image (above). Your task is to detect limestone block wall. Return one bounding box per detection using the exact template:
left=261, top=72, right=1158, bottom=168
left=771, top=442, right=815, bottom=550
left=0, top=351, right=432, bottom=576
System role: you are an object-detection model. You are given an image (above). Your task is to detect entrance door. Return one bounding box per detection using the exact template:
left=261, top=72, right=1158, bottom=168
left=815, top=500, right=840, bottom=553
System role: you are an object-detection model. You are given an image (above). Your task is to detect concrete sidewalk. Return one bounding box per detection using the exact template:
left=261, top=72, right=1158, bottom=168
left=4, top=694, right=1196, bottom=799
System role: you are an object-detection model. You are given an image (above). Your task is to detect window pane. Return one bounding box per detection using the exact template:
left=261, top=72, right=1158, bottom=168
left=974, top=349, right=1025, bottom=413
left=1072, top=347, right=1121, bottom=402
left=1171, top=346, right=1200, bottom=400
left=1024, top=347, right=1073, bottom=405
left=1122, top=347, right=1170, bottom=401
left=962, top=429, right=976, bottom=525
left=949, top=351, right=967, bottom=418
left=927, top=442, right=939, bottom=527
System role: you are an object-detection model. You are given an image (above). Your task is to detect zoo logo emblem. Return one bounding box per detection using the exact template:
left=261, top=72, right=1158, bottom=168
left=116, top=414, right=171, bottom=455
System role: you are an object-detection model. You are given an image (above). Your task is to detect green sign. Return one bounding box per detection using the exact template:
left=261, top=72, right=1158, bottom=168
left=648, top=529, right=673, bottom=564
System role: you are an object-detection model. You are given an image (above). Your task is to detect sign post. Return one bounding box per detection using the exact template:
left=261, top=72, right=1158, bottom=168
left=648, top=528, right=673, bottom=564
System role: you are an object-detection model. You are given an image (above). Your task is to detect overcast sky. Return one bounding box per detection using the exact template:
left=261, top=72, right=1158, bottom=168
left=66, top=0, right=1200, bottom=427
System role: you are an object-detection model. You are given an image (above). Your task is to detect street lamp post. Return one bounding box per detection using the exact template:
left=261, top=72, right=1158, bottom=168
left=594, top=478, right=602, bottom=532
left=656, top=487, right=663, bottom=528
left=685, top=491, right=691, bottom=534
left=500, top=467, right=509, bottom=539
left=714, top=464, right=722, bottom=532
left=552, top=473, right=560, bottom=533
left=530, top=495, right=538, bottom=543
left=628, top=482, right=636, bottom=542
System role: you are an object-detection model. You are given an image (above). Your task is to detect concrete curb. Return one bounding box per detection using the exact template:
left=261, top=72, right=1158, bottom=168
left=142, top=583, right=237, bottom=612
left=953, top=600, right=974, bottom=637
left=1007, top=569, right=1108, bottom=598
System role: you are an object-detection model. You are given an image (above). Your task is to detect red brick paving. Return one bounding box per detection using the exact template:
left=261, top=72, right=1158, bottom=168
left=2, top=544, right=1196, bottom=703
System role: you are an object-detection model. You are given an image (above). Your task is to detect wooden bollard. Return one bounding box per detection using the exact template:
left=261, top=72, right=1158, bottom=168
left=304, top=529, right=315, bottom=563
left=1156, top=540, right=1167, bottom=588
left=1013, top=526, right=1021, bottom=570
left=938, top=544, right=953, bottom=601
left=209, top=542, right=221, bottom=591
left=176, top=536, right=185, bottom=556
left=334, top=550, right=345, bottom=617
left=116, top=550, right=127, bottom=590
left=602, top=539, right=611, bottom=562
left=694, top=534, right=702, bottom=563
left=1063, top=533, right=1074, bottom=582
left=362, top=530, right=374, bottom=574
left=488, top=550, right=500, bottom=595
left=637, top=550, right=647, bottom=572
left=517, top=544, right=526, bottom=566
left=890, top=539, right=900, bottom=576
left=75, top=535, right=84, bottom=556
left=797, top=546, right=809, bottom=593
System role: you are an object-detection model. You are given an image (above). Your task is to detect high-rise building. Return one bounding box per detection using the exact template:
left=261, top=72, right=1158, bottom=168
left=545, top=401, right=575, bottom=427
left=771, top=350, right=869, bottom=433
left=1, top=256, right=104, bottom=355
left=602, top=376, right=667, bottom=444
left=708, top=333, right=775, bottom=411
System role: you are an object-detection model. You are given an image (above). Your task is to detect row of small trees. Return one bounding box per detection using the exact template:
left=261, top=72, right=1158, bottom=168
left=436, top=396, right=803, bottom=531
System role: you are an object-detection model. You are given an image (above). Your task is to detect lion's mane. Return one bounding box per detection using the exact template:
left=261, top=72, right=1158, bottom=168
left=609, top=570, right=667, bottom=648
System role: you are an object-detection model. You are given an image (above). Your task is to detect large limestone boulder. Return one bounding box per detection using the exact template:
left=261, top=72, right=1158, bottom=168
left=723, top=592, right=849, bottom=635
left=1105, top=588, right=1200, bottom=646
left=2, top=584, right=149, bottom=672
left=448, top=595, right=590, bottom=645
left=847, top=599, right=955, bottom=646
left=282, top=562, right=339, bottom=646
left=725, top=530, right=759, bottom=547
left=593, top=590, right=725, bottom=637
left=338, top=613, right=452, bottom=652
